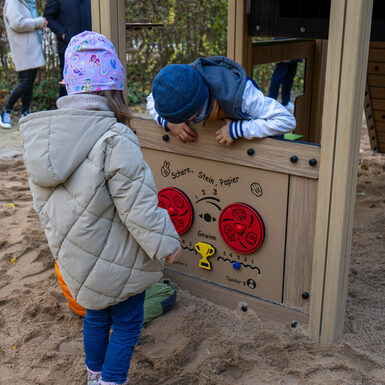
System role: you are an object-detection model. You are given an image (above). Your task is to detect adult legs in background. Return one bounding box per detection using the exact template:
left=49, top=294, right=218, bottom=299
left=268, top=62, right=288, bottom=101
left=58, top=52, right=67, bottom=97
left=281, top=61, right=299, bottom=107
left=5, top=68, right=38, bottom=115
left=83, top=291, right=146, bottom=384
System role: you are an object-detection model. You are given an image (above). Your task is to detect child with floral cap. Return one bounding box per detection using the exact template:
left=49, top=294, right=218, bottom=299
left=19, top=31, right=182, bottom=385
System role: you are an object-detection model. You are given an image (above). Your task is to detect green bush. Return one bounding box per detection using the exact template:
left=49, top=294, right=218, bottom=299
left=125, top=0, right=228, bottom=104
left=0, top=0, right=305, bottom=110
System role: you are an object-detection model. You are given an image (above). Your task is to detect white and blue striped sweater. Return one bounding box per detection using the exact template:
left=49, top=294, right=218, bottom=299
left=146, top=78, right=296, bottom=140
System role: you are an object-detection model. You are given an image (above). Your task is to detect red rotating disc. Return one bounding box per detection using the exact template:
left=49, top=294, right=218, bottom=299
left=219, top=203, right=265, bottom=254
left=158, top=187, right=194, bottom=235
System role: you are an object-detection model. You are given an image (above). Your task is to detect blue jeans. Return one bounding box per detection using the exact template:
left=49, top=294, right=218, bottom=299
left=268, top=61, right=299, bottom=106
left=83, top=291, right=146, bottom=384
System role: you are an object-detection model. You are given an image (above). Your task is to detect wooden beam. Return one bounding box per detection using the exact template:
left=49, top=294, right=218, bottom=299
left=227, top=0, right=252, bottom=74
left=309, top=0, right=373, bottom=344
left=165, top=269, right=308, bottom=327
left=284, top=176, right=318, bottom=313
left=309, top=40, right=327, bottom=144
left=91, top=0, right=127, bottom=93
left=252, top=40, right=314, bottom=65
left=227, top=0, right=236, bottom=60
left=133, top=118, right=320, bottom=179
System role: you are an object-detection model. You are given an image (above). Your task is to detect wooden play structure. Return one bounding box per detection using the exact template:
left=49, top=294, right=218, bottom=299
left=91, top=0, right=376, bottom=344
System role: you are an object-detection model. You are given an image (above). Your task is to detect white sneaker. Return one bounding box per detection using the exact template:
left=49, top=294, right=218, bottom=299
left=0, top=110, right=12, bottom=129
left=20, top=110, right=30, bottom=120
left=284, top=102, right=295, bottom=114
left=87, top=369, right=101, bottom=385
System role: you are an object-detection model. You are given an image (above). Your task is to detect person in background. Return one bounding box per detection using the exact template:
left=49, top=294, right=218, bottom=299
left=19, top=31, right=181, bottom=385
left=0, top=0, right=47, bottom=129
left=44, top=0, right=91, bottom=97
left=146, top=56, right=296, bottom=145
left=268, top=59, right=300, bottom=114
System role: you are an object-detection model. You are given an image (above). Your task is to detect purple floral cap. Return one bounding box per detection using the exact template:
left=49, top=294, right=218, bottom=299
left=64, top=31, right=125, bottom=95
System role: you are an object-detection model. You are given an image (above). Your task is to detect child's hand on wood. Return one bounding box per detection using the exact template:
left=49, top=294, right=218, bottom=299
left=165, top=246, right=182, bottom=264
left=166, top=122, right=198, bottom=143
left=216, top=119, right=233, bottom=146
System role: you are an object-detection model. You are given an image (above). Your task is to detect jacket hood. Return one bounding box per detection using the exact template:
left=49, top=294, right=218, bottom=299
left=20, top=109, right=116, bottom=187
left=190, top=56, right=247, bottom=120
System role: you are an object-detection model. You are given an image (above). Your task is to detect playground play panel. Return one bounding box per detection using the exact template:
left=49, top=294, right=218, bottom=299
left=134, top=119, right=319, bottom=326
left=93, top=0, right=376, bottom=343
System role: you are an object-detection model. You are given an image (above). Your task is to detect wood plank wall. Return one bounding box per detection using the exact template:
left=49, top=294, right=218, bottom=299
left=366, top=42, right=385, bottom=152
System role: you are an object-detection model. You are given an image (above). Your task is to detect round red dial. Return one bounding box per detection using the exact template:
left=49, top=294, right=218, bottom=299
left=158, top=187, right=194, bottom=235
left=219, top=203, right=265, bottom=254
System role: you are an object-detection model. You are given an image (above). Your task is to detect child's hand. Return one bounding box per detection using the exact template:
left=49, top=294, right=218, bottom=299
left=166, top=122, right=198, bottom=143
left=165, top=246, right=182, bottom=264
left=216, top=119, right=233, bottom=146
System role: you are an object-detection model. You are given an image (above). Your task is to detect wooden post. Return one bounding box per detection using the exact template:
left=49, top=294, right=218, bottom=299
left=309, top=0, right=373, bottom=344
left=91, top=0, right=127, bottom=92
left=308, top=40, right=328, bottom=144
left=227, top=0, right=252, bottom=75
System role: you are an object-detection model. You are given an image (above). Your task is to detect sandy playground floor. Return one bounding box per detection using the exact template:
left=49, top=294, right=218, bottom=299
left=0, top=118, right=384, bottom=385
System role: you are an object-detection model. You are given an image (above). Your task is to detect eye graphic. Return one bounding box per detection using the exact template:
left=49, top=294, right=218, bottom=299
left=195, top=196, right=221, bottom=223
left=199, top=213, right=217, bottom=223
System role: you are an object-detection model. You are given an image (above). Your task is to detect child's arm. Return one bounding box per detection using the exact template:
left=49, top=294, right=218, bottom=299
left=5, top=1, right=45, bottom=32
left=216, top=80, right=296, bottom=145
left=105, top=129, right=181, bottom=261
left=146, top=93, right=198, bottom=142
left=165, top=246, right=182, bottom=264
left=146, top=92, right=169, bottom=130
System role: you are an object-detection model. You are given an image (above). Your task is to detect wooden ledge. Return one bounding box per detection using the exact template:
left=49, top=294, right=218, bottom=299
left=133, top=118, right=320, bottom=179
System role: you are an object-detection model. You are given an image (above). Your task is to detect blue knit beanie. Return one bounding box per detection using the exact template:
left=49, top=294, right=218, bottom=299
left=152, top=64, right=208, bottom=124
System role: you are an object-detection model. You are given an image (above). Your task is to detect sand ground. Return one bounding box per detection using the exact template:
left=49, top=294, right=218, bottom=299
left=0, top=119, right=384, bottom=385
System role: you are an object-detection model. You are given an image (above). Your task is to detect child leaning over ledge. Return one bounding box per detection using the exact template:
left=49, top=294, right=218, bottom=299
left=146, top=56, right=296, bottom=145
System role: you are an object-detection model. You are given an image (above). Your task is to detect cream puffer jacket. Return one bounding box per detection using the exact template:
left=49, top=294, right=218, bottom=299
left=19, top=94, right=180, bottom=310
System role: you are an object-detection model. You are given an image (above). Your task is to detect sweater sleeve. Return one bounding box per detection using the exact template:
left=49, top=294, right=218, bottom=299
left=43, top=0, right=66, bottom=38
left=229, top=79, right=297, bottom=140
left=146, top=93, right=168, bottom=129
left=104, top=129, right=180, bottom=261
left=5, top=2, right=44, bottom=33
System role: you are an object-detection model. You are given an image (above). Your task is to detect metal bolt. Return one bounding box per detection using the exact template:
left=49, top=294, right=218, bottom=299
left=247, top=148, right=255, bottom=156
left=309, top=158, right=317, bottom=167
left=301, top=291, right=310, bottom=299
left=162, top=134, right=169, bottom=141
left=290, top=155, right=298, bottom=163
left=256, top=25, right=261, bottom=31
left=241, top=305, right=248, bottom=312
left=291, top=321, right=298, bottom=328
left=300, top=26, right=306, bottom=33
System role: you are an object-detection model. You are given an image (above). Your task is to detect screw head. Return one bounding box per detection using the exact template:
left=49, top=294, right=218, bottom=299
left=241, top=305, right=248, bottom=312
left=256, top=25, right=261, bottom=31
left=291, top=321, right=298, bottom=328
left=290, top=155, right=298, bottom=163
left=300, top=26, right=306, bottom=33
left=162, top=134, right=170, bottom=141
left=301, top=291, right=310, bottom=299
left=247, top=148, right=255, bottom=156
left=309, top=158, right=317, bottom=166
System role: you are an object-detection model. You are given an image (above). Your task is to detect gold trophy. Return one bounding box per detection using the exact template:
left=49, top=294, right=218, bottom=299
left=195, top=242, right=216, bottom=271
